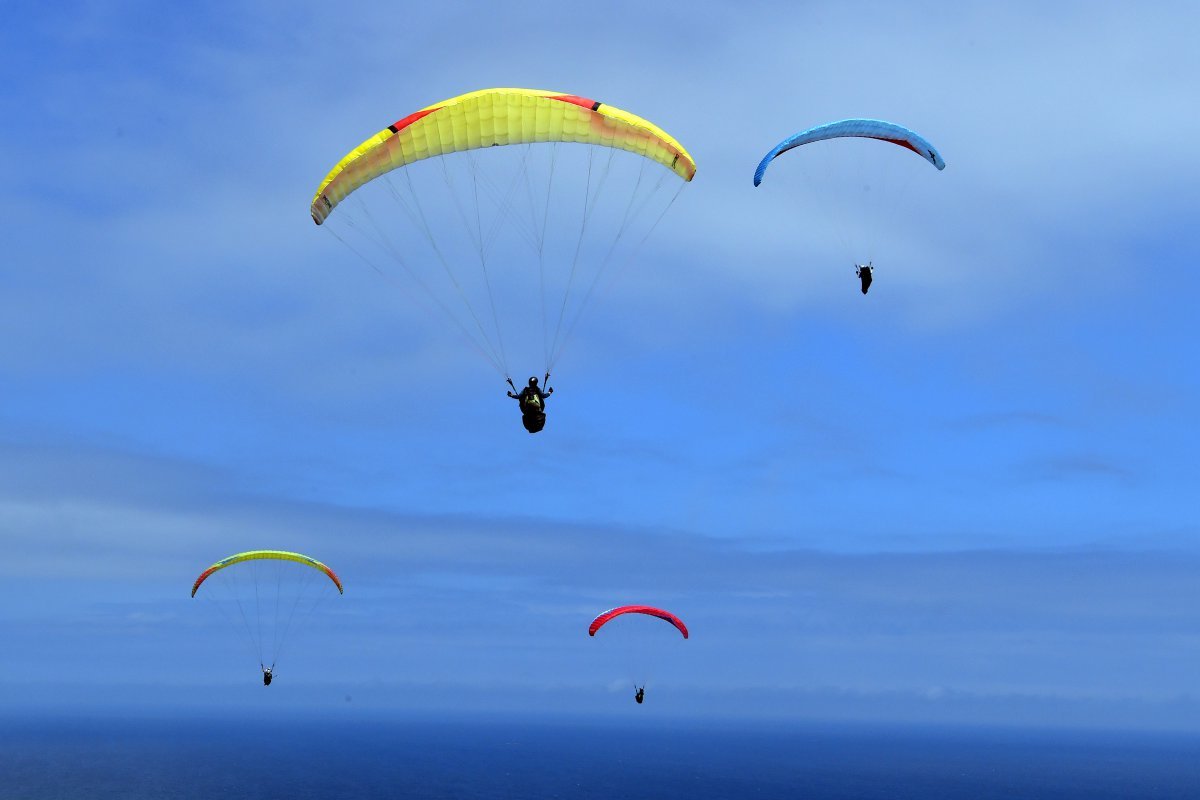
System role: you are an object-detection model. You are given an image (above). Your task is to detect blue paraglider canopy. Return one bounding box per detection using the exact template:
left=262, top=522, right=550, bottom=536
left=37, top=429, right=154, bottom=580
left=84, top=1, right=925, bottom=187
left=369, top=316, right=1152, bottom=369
left=753, top=119, right=946, bottom=187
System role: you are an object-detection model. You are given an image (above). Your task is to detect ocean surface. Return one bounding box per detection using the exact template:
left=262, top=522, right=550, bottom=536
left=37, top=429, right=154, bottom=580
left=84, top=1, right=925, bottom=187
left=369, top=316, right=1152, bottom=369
left=1, top=715, right=1196, bottom=799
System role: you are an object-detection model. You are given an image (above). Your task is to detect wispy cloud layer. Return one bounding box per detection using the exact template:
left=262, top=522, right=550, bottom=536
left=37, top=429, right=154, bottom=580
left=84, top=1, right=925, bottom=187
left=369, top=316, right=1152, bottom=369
left=0, top=441, right=1195, bottom=728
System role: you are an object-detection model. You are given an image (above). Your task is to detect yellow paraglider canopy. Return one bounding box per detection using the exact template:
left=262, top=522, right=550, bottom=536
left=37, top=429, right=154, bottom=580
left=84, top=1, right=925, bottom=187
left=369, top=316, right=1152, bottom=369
left=311, top=88, right=696, bottom=224
left=191, top=550, right=343, bottom=597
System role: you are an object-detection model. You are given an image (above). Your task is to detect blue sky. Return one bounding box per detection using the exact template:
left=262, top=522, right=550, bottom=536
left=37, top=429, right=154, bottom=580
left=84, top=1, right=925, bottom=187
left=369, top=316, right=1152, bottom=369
left=1, top=0, right=1197, bottom=730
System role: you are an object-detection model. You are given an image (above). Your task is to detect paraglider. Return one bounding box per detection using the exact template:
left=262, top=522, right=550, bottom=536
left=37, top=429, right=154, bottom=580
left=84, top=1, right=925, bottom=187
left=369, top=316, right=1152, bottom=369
left=191, top=550, right=343, bottom=684
left=856, top=263, right=873, bottom=294
left=507, top=375, right=554, bottom=434
left=754, top=119, right=945, bottom=295
left=590, top=605, right=688, bottom=704
left=312, top=88, right=696, bottom=429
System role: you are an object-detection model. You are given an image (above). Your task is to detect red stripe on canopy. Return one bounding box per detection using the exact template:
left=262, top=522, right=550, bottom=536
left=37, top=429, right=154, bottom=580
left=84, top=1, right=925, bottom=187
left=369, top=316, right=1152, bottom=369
left=389, top=107, right=439, bottom=133
left=547, top=94, right=599, bottom=111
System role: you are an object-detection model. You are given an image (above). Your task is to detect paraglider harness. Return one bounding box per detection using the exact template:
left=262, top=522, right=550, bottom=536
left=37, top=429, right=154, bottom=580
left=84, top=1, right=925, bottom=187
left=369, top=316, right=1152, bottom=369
left=262, top=664, right=273, bottom=686
left=508, top=375, right=551, bottom=434
left=855, top=262, right=873, bottom=295
left=635, top=685, right=645, bottom=704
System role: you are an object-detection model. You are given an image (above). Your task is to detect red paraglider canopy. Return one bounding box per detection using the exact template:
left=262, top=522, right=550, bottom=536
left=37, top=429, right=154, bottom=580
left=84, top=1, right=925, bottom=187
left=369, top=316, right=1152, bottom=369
left=588, top=605, right=688, bottom=639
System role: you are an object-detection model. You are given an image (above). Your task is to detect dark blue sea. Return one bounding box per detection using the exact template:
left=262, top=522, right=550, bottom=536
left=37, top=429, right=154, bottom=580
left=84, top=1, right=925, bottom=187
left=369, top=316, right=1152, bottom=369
left=1, top=715, right=1196, bottom=798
